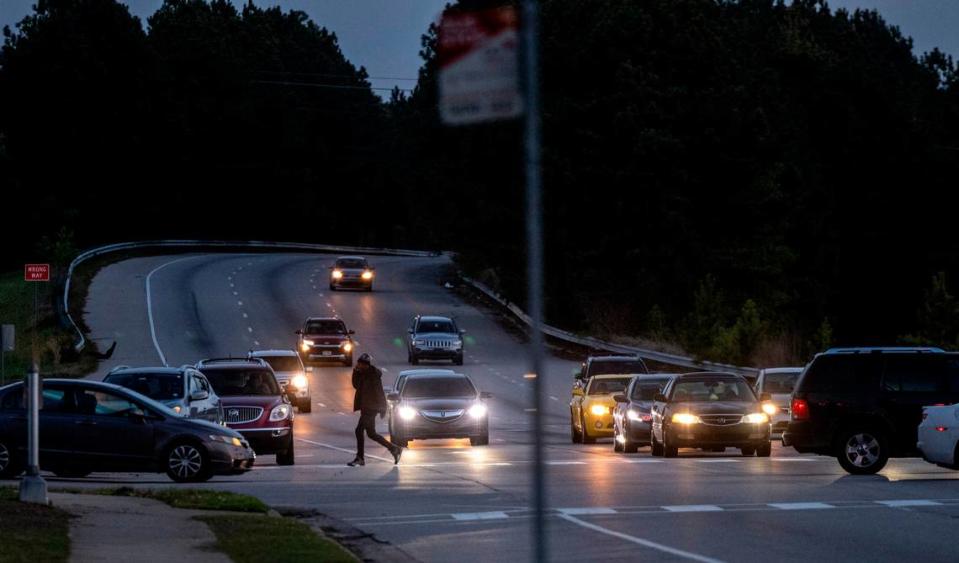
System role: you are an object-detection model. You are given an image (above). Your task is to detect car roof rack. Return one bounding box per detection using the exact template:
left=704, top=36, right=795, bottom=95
left=824, top=347, right=945, bottom=354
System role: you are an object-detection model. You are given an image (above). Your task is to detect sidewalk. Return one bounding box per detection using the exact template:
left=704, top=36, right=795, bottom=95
left=50, top=493, right=231, bottom=563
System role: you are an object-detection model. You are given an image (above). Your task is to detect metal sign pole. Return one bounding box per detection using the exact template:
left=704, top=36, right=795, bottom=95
left=521, top=1, right=547, bottom=561
left=19, top=364, right=48, bottom=504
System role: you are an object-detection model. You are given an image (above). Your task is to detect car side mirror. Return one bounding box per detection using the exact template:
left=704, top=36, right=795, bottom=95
left=407, top=328, right=414, bottom=334
left=190, top=391, right=209, bottom=402
left=348, top=329, right=356, bottom=335
left=387, top=393, right=400, bottom=402
left=480, top=391, right=492, bottom=399
left=654, top=393, right=668, bottom=403
left=759, top=392, right=772, bottom=402
left=572, top=387, right=584, bottom=396
left=613, top=393, right=628, bottom=403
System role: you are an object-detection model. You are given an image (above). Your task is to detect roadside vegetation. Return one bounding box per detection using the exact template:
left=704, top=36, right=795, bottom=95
left=93, top=487, right=270, bottom=513
left=198, top=514, right=356, bottom=563
left=0, top=487, right=71, bottom=563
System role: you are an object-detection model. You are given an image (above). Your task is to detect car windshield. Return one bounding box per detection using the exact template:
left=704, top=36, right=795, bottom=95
left=417, top=319, right=455, bottom=333
left=671, top=379, right=755, bottom=402
left=587, top=377, right=631, bottom=395
left=589, top=360, right=646, bottom=376
left=201, top=369, right=280, bottom=396
left=631, top=378, right=670, bottom=400
left=259, top=356, right=302, bottom=372
left=103, top=372, right=184, bottom=401
left=305, top=321, right=346, bottom=335
left=336, top=259, right=367, bottom=268
left=402, top=376, right=476, bottom=398
left=763, top=372, right=800, bottom=394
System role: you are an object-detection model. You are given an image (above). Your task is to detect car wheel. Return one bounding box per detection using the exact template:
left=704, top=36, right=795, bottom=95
left=165, top=442, right=212, bottom=483
left=0, top=440, right=24, bottom=478
left=663, top=430, right=678, bottom=458
left=650, top=431, right=664, bottom=457
left=343, top=355, right=353, bottom=368
left=836, top=428, right=888, bottom=475
left=623, top=425, right=639, bottom=454
left=329, top=284, right=336, bottom=291
left=581, top=415, right=596, bottom=444
left=570, top=413, right=582, bottom=443
left=365, top=285, right=373, bottom=292
left=613, top=429, right=624, bottom=453
left=392, top=433, right=409, bottom=448
left=470, top=434, right=489, bottom=446
left=454, top=354, right=464, bottom=366
left=741, top=447, right=756, bottom=456
left=756, top=441, right=772, bottom=457
left=410, top=354, right=419, bottom=366
left=276, top=437, right=295, bottom=466
left=299, top=398, right=312, bottom=413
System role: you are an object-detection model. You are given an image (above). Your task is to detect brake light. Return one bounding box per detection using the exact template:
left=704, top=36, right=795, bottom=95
left=936, top=426, right=948, bottom=432
left=791, top=398, right=809, bottom=421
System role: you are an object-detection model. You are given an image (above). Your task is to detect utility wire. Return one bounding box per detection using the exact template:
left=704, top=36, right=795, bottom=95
left=252, top=79, right=413, bottom=92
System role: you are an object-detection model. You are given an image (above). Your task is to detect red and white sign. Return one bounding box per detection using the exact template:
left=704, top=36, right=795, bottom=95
left=24, top=264, right=50, bottom=282
left=438, top=6, right=522, bottom=125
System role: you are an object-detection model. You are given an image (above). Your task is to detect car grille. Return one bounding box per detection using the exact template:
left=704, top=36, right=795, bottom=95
left=223, top=406, right=264, bottom=424
left=419, top=340, right=456, bottom=349
left=420, top=409, right=465, bottom=423
left=699, top=414, right=743, bottom=426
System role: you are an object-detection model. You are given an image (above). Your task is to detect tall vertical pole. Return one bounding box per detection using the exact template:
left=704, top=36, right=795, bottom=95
left=521, top=1, right=547, bottom=561
left=19, top=363, right=48, bottom=504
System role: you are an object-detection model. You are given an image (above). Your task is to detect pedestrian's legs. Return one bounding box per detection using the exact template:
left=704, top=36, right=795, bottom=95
left=360, top=411, right=396, bottom=453
left=354, top=415, right=366, bottom=458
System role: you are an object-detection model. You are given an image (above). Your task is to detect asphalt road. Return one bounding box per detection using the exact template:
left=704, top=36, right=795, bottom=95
left=32, top=253, right=959, bottom=561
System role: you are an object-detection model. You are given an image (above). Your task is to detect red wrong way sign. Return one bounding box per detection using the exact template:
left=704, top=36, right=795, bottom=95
left=438, top=6, right=522, bottom=125
left=24, top=264, right=50, bottom=282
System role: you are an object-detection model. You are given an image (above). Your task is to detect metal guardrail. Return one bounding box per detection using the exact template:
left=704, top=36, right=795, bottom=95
left=62, top=240, right=438, bottom=352
left=461, top=275, right=757, bottom=376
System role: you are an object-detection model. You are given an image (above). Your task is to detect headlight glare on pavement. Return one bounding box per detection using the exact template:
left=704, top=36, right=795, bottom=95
left=468, top=403, right=487, bottom=418
left=270, top=404, right=292, bottom=421
left=743, top=413, right=769, bottom=424
left=399, top=406, right=417, bottom=420
left=672, top=413, right=701, bottom=425
left=590, top=404, right=609, bottom=416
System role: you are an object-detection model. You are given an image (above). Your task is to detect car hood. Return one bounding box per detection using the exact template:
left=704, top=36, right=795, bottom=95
left=219, top=395, right=284, bottom=408
left=412, top=332, right=460, bottom=341
left=627, top=400, right=654, bottom=412
left=584, top=395, right=617, bottom=407
left=672, top=401, right=759, bottom=415
left=167, top=415, right=242, bottom=437
left=404, top=397, right=475, bottom=410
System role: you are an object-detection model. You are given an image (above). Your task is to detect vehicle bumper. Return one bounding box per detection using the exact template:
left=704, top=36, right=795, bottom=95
left=625, top=421, right=652, bottom=444
left=585, top=414, right=614, bottom=437
left=770, top=412, right=790, bottom=435
left=781, top=421, right=831, bottom=453
left=233, top=427, right=293, bottom=455
left=668, top=424, right=769, bottom=448
left=411, top=348, right=462, bottom=360
left=304, top=348, right=350, bottom=361
left=917, top=427, right=957, bottom=467
left=393, top=416, right=487, bottom=440
left=332, top=278, right=372, bottom=288
left=207, top=442, right=256, bottom=475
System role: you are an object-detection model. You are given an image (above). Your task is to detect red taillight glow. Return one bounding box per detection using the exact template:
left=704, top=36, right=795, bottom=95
left=936, top=426, right=948, bottom=432
left=642, top=414, right=652, bottom=423
left=791, top=398, right=809, bottom=421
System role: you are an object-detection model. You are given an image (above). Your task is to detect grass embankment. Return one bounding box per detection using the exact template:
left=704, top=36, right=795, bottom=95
left=0, top=487, right=71, bottom=563
left=198, top=515, right=356, bottom=563
left=97, top=487, right=269, bottom=513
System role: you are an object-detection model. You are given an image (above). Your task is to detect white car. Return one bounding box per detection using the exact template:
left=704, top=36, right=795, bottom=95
left=917, top=404, right=959, bottom=469
left=249, top=349, right=312, bottom=413
left=753, top=367, right=803, bottom=435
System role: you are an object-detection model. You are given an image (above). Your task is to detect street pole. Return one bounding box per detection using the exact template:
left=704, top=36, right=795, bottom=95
left=19, top=363, right=48, bottom=504
left=521, top=1, right=547, bottom=561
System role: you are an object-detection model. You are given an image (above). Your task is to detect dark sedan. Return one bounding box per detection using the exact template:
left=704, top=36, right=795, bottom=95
left=650, top=372, right=772, bottom=457
left=0, top=379, right=254, bottom=482
left=612, top=374, right=674, bottom=453
left=387, top=372, right=491, bottom=447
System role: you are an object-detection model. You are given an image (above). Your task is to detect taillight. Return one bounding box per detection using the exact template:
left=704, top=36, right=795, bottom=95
left=791, top=398, right=809, bottom=421
left=936, top=426, right=948, bottom=432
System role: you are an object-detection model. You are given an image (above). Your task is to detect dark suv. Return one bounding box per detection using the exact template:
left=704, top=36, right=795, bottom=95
left=196, top=358, right=296, bottom=465
left=783, top=347, right=959, bottom=474
left=296, top=316, right=355, bottom=366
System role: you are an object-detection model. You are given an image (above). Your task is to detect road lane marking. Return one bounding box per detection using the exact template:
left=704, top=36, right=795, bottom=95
left=558, top=507, right=617, bottom=515
left=877, top=500, right=942, bottom=507
left=452, top=512, right=509, bottom=521
left=768, top=502, right=834, bottom=510
left=146, top=256, right=199, bottom=366
left=624, top=459, right=663, bottom=463
left=558, top=514, right=724, bottom=563
left=295, top=437, right=392, bottom=463
left=545, top=461, right=586, bottom=465
left=694, top=459, right=740, bottom=463
left=663, top=505, right=724, bottom=513
left=769, top=457, right=815, bottom=462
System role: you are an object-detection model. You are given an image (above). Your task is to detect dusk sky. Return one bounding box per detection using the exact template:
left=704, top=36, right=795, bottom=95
left=1, top=1, right=957, bottom=95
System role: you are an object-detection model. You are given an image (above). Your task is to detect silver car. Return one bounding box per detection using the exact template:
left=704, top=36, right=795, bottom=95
left=754, top=367, right=803, bottom=434
left=387, top=372, right=490, bottom=447
left=104, top=366, right=224, bottom=425
left=249, top=349, right=312, bottom=413
left=407, top=315, right=465, bottom=365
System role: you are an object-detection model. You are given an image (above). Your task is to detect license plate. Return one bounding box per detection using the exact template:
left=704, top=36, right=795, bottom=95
left=322, top=351, right=331, bottom=356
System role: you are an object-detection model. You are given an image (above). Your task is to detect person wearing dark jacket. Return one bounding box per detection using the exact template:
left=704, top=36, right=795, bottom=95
left=349, top=353, right=402, bottom=466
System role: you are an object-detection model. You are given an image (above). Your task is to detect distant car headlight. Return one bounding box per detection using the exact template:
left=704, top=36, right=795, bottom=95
left=398, top=406, right=417, bottom=420
left=331, top=270, right=344, bottom=279
left=361, top=271, right=373, bottom=280
left=291, top=374, right=309, bottom=390
left=743, top=413, right=769, bottom=424
left=301, top=339, right=314, bottom=352
left=210, top=434, right=243, bottom=447
left=468, top=403, right=487, bottom=418
left=172, top=405, right=182, bottom=414
left=270, top=404, right=292, bottom=421
left=341, top=342, right=353, bottom=352
left=761, top=403, right=779, bottom=417
left=590, top=404, right=609, bottom=416
left=672, top=413, right=701, bottom=425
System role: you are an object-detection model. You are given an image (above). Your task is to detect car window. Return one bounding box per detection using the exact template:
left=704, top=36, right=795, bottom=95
left=945, top=358, right=959, bottom=393
left=798, top=355, right=879, bottom=394
left=588, top=360, right=647, bottom=376
left=881, top=355, right=942, bottom=393
left=671, top=379, right=755, bottom=402
left=587, top=377, right=631, bottom=395
left=631, top=378, right=670, bottom=400
left=104, top=372, right=183, bottom=401
left=335, top=258, right=367, bottom=268
left=305, top=321, right=346, bottom=335
left=192, top=375, right=210, bottom=395
left=260, top=356, right=302, bottom=372
left=202, top=368, right=280, bottom=396
left=76, top=389, right=144, bottom=416
left=402, top=377, right=476, bottom=398
left=762, top=372, right=800, bottom=394
left=416, top=320, right=455, bottom=333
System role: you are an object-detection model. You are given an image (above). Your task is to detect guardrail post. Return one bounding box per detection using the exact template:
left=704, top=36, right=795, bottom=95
left=19, top=364, right=48, bottom=504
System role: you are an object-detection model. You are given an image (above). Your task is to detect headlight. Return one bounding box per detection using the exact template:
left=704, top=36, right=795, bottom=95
left=361, top=271, right=373, bottom=280
left=341, top=342, right=353, bottom=352
left=172, top=405, right=182, bottom=414
left=590, top=404, right=609, bottom=416
left=452, top=340, right=463, bottom=349
left=413, top=340, right=424, bottom=347
left=270, top=404, right=292, bottom=421
left=672, top=413, right=701, bottom=425
left=627, top=409, right=643, bottom=422
left=210, top=434, right=243, bottom=447
left=331, top=270, right=343, bottom=279
left=301, top=339, right=313, bottom=352
left=469, top=403, right=487, bottom=418
left=398, top=406, right=416, bottom=420
left=761, top=403, right=779, bottom=416
left=291, top=374, right=308, bottom=389
left=743, top=413, right=769, bottom=424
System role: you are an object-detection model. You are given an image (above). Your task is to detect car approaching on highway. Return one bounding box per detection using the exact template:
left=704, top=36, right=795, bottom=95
left=573, top=355, right=648, bottom=390
left=612, top=374, right=674, bottom=452
left=407, top=315, right=465, bottom=365
left=754, top=367, right=803, bottom=434
left=918, top=403, right=959, bottom=470
left=570, top=374, right=633, bottom=443
left=103, top=366, right=223, bottom=424
left=0, top=379, right=253, bottom=482
left=387, top=372, right=491, bottom=447
left=297, top=316, right=355, bottom=366
left=329, top=255, right=375, bottom=291
left=196, top=358, right=296, bottom=465
left=651, top=372, right=772, bottom=457
left=249, top=349, right=312, bottom=413
left=783, top=347, right=959, bottom=474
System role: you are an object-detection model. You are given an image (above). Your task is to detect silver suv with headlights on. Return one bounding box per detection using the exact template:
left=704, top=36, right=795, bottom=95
left=249, top=349, right=312, bottom=413
left=407, top=315, right=465, bottom=365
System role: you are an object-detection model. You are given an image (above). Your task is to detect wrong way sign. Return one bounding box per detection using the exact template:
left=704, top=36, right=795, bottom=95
left=438, top=6, right=522, bottom=125
left=24, top=264, right=50, bottom=282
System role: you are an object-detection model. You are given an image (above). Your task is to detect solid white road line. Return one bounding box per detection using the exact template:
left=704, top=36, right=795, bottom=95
left=663, top=505, right=724, bottom=513
left=877, top=499, right=942, bottom=507
left=768, top=502, right=834, bottom=510
left=558, top=513, right=725, bottom=563
left=558, top=507, right=617, bottom=515
left=452, top=512, right=509, bottom=521
left=146, top=256, right=199, bottom=366
left=296, top=437, right=392, bottom=463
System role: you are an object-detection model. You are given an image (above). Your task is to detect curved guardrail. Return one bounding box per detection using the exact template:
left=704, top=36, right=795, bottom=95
left=62, top=240, right=437, bottom=352
left=461, top=275, right=757, bottom=376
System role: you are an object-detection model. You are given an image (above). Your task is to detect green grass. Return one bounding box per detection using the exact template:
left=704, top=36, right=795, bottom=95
left=94, top=487, right=270, bottom=513
left=198, top=514, right=356, bottom=563
left=0, top=489, right=71, bottom=563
